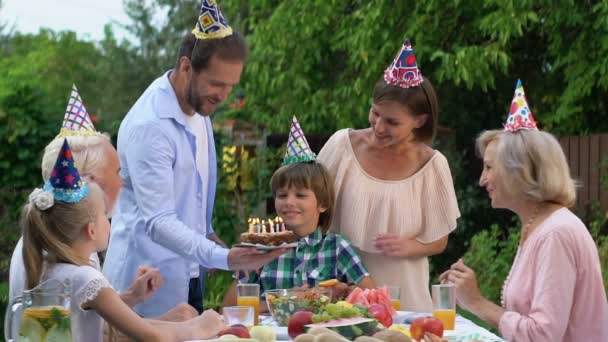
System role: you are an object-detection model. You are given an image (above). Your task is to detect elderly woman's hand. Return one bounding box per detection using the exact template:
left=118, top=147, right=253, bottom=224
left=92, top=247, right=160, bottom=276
left=439, top=259, right=484, bottom=312
left=373, top=234, right=416, bottom=257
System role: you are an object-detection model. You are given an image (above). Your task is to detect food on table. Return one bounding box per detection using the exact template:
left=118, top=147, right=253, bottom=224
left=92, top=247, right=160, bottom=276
left=318, top=279, right=339, bottom=287
left=311, top=303, right=367, bottom=323
left=240, top=217, right=297, bottom=246
left=305, top=317, right=379, bottom=340
left=346, top=287, right=397, bottom=316
left=266, top=288, right=330, bottom=326
left=368, top=304, right=393, bottom=327
left=409, top=317, right=444, bottom=341
left=249, top=325, right=276, bottom=342
left=373, top=329, right=413, bottom=342
left=288, top=311, right=315, bottom=338
left=295, top=327, right=350, bottom=342
left=388, top=325, right=411, bottom=337
left=296, top=326, right=414, bottom=342
left=218, top=324, right=251, bottom=338
left=318, top=279, right=351, bottom=301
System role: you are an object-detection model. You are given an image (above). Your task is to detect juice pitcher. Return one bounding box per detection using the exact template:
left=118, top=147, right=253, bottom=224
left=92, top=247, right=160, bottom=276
left=5, top=278, right=72, bottom=342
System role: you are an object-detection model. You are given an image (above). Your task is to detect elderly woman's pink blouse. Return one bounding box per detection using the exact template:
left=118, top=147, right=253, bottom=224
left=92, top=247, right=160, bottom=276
left=499, top=208, right=608, bottom=341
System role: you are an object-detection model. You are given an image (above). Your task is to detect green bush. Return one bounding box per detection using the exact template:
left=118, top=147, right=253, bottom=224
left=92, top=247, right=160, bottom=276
left=463, top=224, right=519, bottom=304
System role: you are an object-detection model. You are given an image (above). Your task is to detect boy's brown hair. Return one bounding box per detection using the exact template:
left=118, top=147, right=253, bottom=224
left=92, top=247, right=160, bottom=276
left=270, top=162, right=335, bottom=233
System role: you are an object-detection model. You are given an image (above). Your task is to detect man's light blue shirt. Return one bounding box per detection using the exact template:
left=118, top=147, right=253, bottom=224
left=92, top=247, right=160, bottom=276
left=103, top=71, right=229, bottom=317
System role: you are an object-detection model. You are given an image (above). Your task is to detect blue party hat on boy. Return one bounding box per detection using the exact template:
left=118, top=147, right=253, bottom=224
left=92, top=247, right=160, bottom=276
left=192, top=0, right=233, bottom=40
left=282, top=116, right=316, bottom=166
left=504, top=79, right=538, bottom=132
left=57, top=84, right=98, bottom=138
left=384, top=38, right=424, bottom=88
left=43, top=139, right=89, bottom=203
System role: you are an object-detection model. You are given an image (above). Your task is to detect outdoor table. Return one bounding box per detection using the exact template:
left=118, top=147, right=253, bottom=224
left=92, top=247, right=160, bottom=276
left=188, top=311, right=507, bottom=342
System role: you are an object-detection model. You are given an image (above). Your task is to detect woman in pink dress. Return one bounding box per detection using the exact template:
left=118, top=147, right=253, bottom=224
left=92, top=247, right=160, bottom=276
left=441, top=81, right=608, bottom=341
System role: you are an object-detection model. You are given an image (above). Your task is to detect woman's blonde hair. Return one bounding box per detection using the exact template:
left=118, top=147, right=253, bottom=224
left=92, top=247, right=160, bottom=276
left=270, top=162, right=335, bottom=233
left=41, top=134, right=111, bottom=182
left=21, top=182, right=104, bottom=289
left=476, top=129, right=576, bottom=207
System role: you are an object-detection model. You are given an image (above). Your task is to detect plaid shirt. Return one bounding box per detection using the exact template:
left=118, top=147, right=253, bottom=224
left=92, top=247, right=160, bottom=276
left=240, top=228, right=369, bottom=293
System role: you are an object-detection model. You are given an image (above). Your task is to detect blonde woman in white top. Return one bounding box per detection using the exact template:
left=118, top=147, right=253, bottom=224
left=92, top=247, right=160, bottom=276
left=317, top=39, right=460, bottom=311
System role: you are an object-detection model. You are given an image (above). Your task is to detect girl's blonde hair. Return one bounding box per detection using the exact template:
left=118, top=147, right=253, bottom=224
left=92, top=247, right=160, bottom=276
left=21, top=182, right=104, bottom=289
left=270, top=162, right=335, bottom=233
left=476, top=129, right=576, bottom=207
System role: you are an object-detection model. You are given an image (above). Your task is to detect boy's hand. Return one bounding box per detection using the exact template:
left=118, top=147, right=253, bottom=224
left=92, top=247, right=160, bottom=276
left=227, top=247, right=291, bottom=271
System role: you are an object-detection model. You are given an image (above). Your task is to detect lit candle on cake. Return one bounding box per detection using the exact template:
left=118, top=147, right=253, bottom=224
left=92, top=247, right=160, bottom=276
left=279, top=217, right=285, bottom=232
left=248, top=217, right=254, bottom=233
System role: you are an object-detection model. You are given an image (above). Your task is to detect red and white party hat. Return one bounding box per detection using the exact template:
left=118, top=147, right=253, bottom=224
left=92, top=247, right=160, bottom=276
left=384, top=38, right=423, bottom=88
left=504, top=79, right=538, bottom=131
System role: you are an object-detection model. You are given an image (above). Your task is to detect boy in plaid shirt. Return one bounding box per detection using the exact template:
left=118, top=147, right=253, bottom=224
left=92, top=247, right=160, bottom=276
left=223, top=161, right=375, bottom=307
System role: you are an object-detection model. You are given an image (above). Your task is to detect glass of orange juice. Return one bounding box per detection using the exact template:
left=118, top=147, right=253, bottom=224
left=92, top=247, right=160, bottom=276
left=432, top=284, right=456, bottom=330
left=237, top=283, right=260, bottom=325
left=386, top=286, right=401, bottom=311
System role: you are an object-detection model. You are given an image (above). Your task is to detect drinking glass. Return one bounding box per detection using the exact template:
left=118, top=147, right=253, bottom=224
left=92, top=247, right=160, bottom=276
left=236, top=283, right=260, bottom=326
left=222, top=306, right=255, bottom=328
left=432, top=284, right=456, bottom=330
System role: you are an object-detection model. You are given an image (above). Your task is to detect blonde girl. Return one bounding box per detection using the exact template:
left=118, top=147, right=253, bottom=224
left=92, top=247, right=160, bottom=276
left=22, top=139, right=224, bottom=342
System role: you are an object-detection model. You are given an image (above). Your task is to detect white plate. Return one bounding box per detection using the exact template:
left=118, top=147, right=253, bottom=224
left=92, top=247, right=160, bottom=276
left=233, top=242, right=298, bottom=251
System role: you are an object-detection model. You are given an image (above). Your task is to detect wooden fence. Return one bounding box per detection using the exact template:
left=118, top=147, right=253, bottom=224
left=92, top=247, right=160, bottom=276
left=559, top=134, right=608, bottom=217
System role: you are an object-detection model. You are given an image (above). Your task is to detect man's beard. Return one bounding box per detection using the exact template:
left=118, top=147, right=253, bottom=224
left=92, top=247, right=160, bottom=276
left=186, top=80, right=205, bottom=115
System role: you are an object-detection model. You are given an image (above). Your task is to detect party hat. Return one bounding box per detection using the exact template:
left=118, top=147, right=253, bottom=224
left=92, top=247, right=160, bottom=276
left=504, top=79, right=538, bottom=131
left=43, top=139, right=89, bottom=203
left=192, top=0, right=233, bottom=40
left=57, top=84, right=97, bottom=137
left=384, top=38, right=423, bottom=88
left=282, top=116, right=316, bottom=166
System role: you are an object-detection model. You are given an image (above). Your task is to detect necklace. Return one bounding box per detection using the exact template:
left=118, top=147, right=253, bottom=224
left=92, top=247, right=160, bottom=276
left=500, top=203, right=542, bottom=308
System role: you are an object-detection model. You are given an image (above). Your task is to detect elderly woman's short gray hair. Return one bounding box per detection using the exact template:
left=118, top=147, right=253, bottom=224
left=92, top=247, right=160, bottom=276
left=476, top=129, right=576, bottom=207
left=41, top=133, right=112, bottom=182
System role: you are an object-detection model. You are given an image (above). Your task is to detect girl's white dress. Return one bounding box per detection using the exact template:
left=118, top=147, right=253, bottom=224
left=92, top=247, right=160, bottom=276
left=42, top=263, right=113, bottom=342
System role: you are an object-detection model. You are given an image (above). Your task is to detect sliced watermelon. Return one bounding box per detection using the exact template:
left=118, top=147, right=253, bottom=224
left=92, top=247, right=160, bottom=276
left=305, top=317, right=378, bottom=340
left=346, top=287, right=362, bottom=303
left=345, top=287, right=397, bottom=316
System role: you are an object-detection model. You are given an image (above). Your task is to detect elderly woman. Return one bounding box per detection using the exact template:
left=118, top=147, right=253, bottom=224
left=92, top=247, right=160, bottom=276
left=441, top=127, right=608, bottom=341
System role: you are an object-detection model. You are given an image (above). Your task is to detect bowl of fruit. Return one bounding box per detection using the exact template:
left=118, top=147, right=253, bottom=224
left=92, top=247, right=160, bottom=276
left=265, top=287, right=331, bottom=326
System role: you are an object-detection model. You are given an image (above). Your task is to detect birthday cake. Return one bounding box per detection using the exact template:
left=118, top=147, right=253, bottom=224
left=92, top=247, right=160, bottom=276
left=239, top=217, right=298, bottom=246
